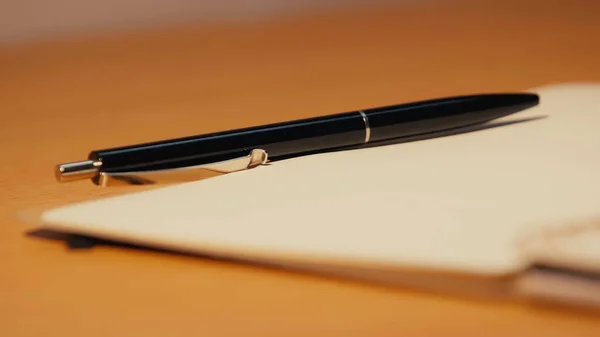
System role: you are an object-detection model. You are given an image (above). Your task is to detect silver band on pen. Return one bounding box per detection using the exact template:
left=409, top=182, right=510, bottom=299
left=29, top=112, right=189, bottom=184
left=358, top=110, right=371, bottom=143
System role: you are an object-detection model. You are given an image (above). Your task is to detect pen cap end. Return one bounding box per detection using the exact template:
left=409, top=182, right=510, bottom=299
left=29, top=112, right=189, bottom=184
left=55, top=160, right=101, bottom=182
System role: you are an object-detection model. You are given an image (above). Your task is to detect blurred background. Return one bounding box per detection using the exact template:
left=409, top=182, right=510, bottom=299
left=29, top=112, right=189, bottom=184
left=1, top=0, right=402, bottom=44
left=1, top=0, right=599, bottom=147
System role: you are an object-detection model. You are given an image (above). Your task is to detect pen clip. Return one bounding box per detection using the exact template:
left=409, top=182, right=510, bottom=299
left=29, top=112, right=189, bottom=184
left=94, top=149, right=269, bottom=187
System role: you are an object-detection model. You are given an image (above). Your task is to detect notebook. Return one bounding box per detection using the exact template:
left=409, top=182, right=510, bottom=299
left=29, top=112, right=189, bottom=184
left=31, top=83, right=600, bottom=309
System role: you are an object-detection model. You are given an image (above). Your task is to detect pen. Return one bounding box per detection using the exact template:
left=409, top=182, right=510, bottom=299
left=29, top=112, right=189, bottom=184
left=56, top=93, right=539, bottom=186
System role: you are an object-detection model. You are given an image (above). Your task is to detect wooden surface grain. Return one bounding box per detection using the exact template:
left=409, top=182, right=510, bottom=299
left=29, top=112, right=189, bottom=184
left=1, top=0, right=600, bottom=335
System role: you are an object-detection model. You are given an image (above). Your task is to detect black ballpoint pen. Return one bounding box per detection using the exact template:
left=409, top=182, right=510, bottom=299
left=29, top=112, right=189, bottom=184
left=56, top=93, right=539, bottom=186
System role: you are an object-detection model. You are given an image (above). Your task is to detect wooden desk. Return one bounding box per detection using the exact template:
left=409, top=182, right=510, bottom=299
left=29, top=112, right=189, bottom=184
left=2, top=0, right=600, bottom=335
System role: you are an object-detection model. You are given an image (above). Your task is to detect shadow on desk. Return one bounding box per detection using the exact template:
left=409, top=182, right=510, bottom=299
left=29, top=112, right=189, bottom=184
left=25, top=225, right=600, bottom=320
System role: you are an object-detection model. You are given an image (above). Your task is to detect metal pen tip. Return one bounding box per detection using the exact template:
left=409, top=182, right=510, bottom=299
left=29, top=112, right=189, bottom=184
left=55, top=160, right=102, bottom=182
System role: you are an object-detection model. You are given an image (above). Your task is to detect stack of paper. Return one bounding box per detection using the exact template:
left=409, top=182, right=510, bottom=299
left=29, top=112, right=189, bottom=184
left=33, top=83, right=600, bottom=308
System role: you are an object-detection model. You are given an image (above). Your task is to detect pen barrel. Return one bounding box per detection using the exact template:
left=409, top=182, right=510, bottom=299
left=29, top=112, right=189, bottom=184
left=89, top=111, right=368, bottom=172
left=87, top=93, right=538, bottom=173
left=363, top=93, right=538, bottom=142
